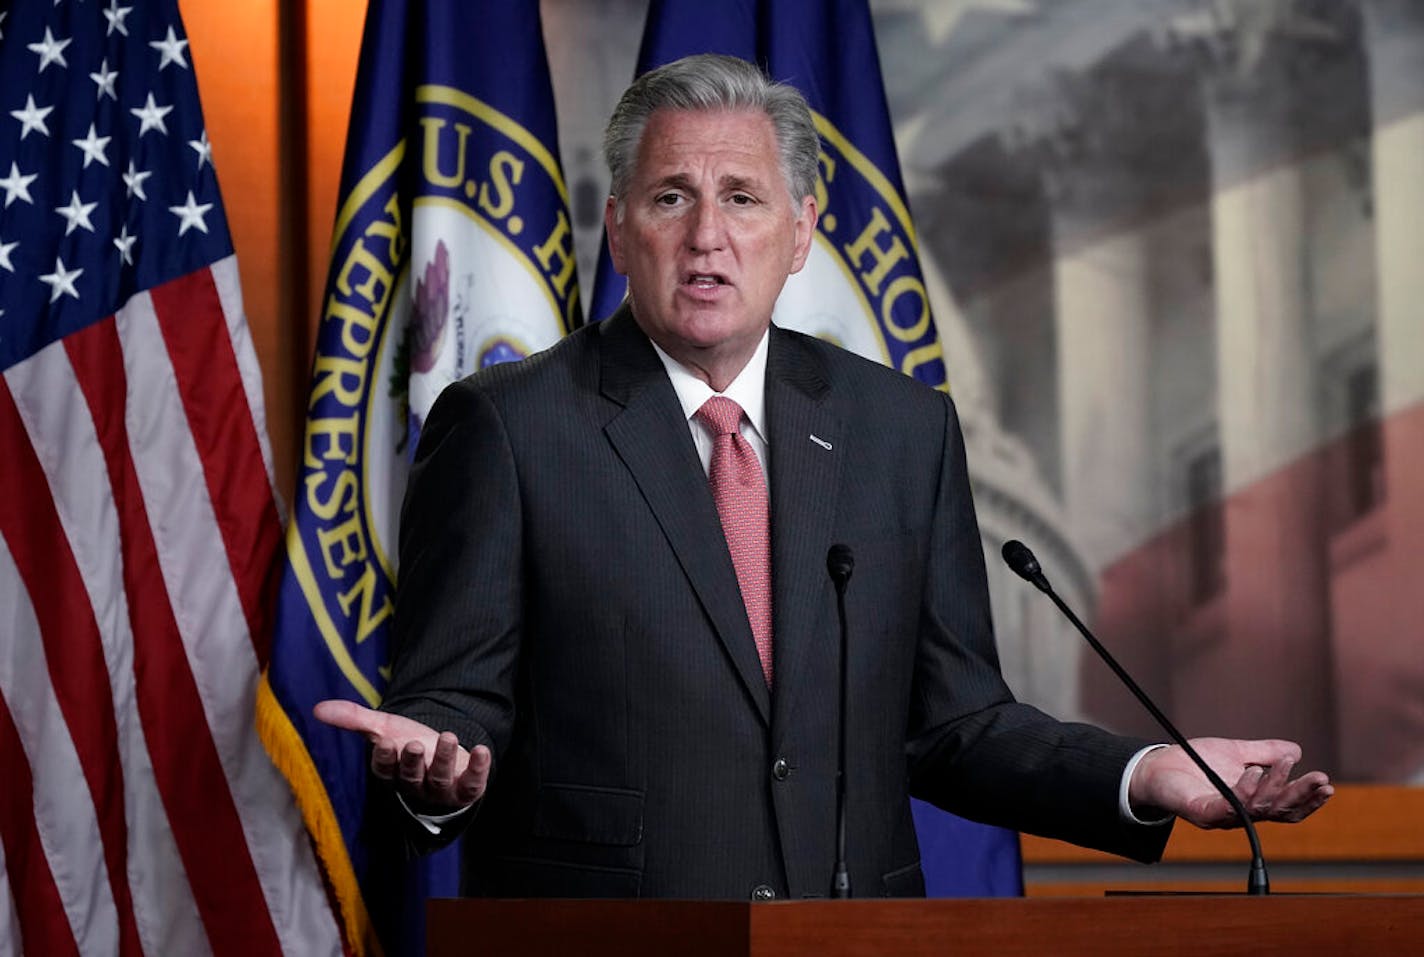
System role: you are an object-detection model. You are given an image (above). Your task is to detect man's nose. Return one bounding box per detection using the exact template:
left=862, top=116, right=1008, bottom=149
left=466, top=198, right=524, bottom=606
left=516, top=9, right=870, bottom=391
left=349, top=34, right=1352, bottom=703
left=687, top=200, right=726, bottom=252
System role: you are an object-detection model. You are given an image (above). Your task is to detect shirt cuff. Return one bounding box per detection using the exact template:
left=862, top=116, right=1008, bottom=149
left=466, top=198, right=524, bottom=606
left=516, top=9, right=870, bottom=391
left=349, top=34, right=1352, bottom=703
left=397, top=791, right=475, bottom=835
left=1119, top=743, right=1174, bottom=826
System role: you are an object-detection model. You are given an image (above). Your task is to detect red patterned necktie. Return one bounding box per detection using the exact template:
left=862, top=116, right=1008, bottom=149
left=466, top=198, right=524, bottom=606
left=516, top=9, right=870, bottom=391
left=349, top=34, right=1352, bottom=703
left=696, top=396, right=773, bottom=686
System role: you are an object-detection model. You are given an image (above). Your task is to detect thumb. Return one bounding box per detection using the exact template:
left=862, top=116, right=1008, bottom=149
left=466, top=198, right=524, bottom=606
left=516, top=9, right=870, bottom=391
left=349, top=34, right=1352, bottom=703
left=313, top=699, right=385, bottom=737
left=1227, top=738, right=1303, bottom=769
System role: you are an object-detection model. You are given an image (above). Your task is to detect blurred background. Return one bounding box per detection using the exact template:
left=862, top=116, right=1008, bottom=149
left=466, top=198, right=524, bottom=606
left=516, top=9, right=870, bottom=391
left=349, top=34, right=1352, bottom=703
left=184, top=0, right=1422, bottom=894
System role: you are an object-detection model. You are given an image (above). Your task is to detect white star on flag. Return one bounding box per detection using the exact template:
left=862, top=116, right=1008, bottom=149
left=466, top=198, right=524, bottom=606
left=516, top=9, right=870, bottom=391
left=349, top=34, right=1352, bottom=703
left=189, top=130, right=213, bottom=169
left=38, top=255, right=83, bottom=302
left=55, top=190, right=99, bottom=235
left=27, top=26, right=71, bottom=72
left=0, top=162, right=37, bottom=207
left=113, top=225, right=137, bottom=265
left=10, top=94, right=54, bottom=139
left=0, top=238, right=16, bottom=273
left=169, top=190, right=213, bottom=235
left=72, top=122, right=112, bottom=168
left=104, top=1, right=133, bottom=37
left=130, top=92, right=174, bottom=135
left=0, top=11, right=7, bottom=43
left=91, top=58, right=120, bottom=100
left=123, top=159, right=153, bottom=200
left=150, top=25, right=190, bottom=70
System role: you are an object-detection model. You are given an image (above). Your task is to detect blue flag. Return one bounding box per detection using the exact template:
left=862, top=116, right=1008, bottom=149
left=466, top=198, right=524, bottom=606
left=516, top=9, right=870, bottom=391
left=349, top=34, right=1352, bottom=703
left=257, top=3, right=578, bottom=954
left=591, top=0, right=1021, bottom=896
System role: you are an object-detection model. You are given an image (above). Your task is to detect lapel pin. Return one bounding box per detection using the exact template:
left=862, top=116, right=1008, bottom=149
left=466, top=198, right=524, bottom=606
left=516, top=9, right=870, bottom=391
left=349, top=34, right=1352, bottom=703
left=809, top=434, right=833, bottom=451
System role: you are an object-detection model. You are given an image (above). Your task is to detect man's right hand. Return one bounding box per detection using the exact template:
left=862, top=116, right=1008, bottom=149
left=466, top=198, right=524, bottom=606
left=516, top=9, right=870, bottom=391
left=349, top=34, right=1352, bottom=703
left=313, top=699, right=492, bottom=811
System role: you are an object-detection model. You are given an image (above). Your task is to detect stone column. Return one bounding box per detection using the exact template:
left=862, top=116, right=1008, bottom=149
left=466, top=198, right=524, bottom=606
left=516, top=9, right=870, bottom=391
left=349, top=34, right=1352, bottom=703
left=1206, top=67, right=1316, bottom=488
left=1349, top=0, right=1424, bottom=780
left=1196, top=33, right=1336, bottom=767
left=1363, top=0, right=1424, bottom=415
left=1053, top=221, right=1155, bottom=570
left=1004, top=73, right=1171, bottom=735
left=1007, top=76, right=1158, bottom=573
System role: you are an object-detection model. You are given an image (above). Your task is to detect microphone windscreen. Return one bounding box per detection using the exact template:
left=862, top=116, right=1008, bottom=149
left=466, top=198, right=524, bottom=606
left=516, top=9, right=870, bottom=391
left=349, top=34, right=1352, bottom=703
left=1001, top=539, right=1041, bottom=583
left=826, top=543, right=854, bottom=583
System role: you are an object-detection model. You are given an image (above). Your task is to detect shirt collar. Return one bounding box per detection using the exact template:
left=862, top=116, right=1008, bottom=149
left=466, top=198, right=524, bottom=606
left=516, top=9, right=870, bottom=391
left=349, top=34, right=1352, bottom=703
left=649, top=329, right=770, bottom=445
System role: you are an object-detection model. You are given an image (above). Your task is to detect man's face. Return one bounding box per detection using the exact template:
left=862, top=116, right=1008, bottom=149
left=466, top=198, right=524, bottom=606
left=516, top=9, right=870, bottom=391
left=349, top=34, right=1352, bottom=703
left=606, top=108, right=817, bottom=386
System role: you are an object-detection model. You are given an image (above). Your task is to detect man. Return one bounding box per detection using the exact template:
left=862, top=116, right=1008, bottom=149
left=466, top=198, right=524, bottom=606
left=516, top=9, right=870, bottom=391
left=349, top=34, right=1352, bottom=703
left=316, top=54, right=1331, bottom=899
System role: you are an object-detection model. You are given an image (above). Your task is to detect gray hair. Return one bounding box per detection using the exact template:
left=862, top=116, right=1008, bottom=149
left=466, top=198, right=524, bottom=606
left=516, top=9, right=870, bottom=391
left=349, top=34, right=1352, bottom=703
left=603, top=53, right=820, bottom=212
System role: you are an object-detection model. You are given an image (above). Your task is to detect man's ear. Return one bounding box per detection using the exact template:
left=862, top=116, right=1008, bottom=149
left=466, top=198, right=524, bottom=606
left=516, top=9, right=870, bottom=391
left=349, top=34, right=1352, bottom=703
left=604, top=196, right=627, bottom=274
left=788, top=195, right=818, bottom=275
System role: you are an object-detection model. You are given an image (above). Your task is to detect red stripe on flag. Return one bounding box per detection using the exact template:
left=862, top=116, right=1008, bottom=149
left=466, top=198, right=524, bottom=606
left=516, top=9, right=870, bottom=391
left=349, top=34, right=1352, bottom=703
left=0, top=378, right=145, bottom=957
left=0, top=690, right=81, bottom=957
left=148, top=270, right=283, bottom=666
left=64, top=319, right=283, bottom=956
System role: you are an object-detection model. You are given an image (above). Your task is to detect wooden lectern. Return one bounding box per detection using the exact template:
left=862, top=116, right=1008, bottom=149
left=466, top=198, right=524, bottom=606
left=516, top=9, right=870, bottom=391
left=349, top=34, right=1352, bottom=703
left=428, top=895, right=1424, bottom=956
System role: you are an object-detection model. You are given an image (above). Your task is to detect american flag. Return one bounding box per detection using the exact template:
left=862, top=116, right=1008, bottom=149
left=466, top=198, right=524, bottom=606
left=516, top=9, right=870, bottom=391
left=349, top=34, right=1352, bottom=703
left=0, top=2, right=340, bottom=954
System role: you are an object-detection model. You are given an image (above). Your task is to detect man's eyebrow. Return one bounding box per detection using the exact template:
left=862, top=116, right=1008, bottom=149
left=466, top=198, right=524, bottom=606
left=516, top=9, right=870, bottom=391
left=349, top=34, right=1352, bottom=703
left=720, top=174, right=762, bottom=193
left=647, top=172, right=768, bottom=194
left=652, top=172, right=696, bottom=191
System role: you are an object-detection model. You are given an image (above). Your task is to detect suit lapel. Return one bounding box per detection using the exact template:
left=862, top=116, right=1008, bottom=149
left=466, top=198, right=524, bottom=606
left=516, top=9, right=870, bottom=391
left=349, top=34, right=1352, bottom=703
left=764, top=328, right=842, bottom=744
left=598, top=308, right=772, bottom=722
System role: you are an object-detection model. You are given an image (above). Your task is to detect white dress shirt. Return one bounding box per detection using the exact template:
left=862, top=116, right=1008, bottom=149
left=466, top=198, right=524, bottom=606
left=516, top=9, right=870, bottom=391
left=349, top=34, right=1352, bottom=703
left=648, top=332, right=770, bottom=482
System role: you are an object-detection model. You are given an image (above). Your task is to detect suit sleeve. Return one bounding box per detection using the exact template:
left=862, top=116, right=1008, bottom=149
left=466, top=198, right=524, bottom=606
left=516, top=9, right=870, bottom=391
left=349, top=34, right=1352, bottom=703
left=381, top=377, right=522, bottom=764
left=905, top=392, right=1172, bottom=863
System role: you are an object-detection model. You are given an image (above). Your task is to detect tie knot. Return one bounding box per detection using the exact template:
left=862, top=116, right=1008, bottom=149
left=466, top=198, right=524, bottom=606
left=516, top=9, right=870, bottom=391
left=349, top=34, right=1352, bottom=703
left=696, top=395, right=745, bottom=436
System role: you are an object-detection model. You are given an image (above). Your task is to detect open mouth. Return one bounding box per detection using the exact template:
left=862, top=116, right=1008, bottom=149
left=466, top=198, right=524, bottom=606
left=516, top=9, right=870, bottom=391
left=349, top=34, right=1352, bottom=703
left=684, top=273, right=728, bottom=289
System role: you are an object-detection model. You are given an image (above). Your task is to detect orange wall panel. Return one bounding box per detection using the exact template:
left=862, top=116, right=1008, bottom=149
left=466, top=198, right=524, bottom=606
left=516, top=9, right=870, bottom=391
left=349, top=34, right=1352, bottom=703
left=307, top=0, right=366, bottom=324
left=182, top=1, right=363, bottom=501
left=182, top=1, right=289, bottom=488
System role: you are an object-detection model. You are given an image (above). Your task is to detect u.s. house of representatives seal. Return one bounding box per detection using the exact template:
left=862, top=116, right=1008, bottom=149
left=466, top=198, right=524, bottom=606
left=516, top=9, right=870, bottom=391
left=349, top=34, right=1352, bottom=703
left=774, top=112, right=946, bottom=391
left=294, top=83, right=575, bottom=700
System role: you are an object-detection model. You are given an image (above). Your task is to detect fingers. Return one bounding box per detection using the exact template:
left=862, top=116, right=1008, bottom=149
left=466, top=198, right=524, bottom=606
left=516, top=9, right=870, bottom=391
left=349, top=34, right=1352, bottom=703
left=454, top=744, right=493, bottom=805
left=1209, top=764, right=1265, bottom=826
left=398, top=738, right=429, bottom=791
left=1176, top=748, right=1334, bottom=830
left=1223, top=761, right=1333, bottom=826
left=371, top=738, right=400, bottom=781
left=1232, top=764, right=1266, bottom=802
left=1255, top=771, right=1334, bottom=823
left=1255, top=756, right=1294, bottom=813
left=1288, top=777, right=1335, bottom=823
left=1237, top=758, right=1291, bottom=816
left=1227, top=738, right=1303, bottom=769
left=425, top=733, right=461, bottom=793
left=315, top=700, right=490, bottom=810
left=390, top=734, right=486, bottom=811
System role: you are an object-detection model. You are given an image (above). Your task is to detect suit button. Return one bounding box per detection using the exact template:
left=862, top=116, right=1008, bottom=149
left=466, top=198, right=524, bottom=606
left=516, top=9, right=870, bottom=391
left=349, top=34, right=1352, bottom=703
left=751, top=884, right=776, bottom=901
left=771, top=758, right=790, bottom=781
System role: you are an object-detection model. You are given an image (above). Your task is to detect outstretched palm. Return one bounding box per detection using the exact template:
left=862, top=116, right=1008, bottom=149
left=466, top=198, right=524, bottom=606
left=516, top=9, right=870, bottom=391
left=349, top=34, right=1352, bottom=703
left=313, top=699, right=491, bottom=810
left=1132, top=737, right=1333, bottom=829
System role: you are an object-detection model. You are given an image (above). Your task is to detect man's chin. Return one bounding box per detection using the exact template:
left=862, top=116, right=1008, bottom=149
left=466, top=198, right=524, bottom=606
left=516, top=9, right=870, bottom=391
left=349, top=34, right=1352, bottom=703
left=678, top=318, right=766, bottom=353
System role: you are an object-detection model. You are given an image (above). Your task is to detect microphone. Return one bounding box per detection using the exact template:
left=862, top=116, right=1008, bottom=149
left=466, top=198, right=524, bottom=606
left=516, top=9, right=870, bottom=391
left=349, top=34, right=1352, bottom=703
left=827, top=544, right=854, bottom=589
left=826, top=544, right=854, bottom=899
left=1001, top=539, right=1270, bottom=896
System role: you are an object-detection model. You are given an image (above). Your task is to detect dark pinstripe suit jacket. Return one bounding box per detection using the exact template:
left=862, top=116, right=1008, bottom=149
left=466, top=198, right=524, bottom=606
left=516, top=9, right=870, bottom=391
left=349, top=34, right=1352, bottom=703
left=382, top=305, right=1169, bottom=900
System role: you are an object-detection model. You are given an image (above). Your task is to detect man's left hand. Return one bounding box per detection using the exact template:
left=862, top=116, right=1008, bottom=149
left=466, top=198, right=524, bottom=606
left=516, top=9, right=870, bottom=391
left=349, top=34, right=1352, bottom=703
left=1130, top=738, right=1334, bottom=829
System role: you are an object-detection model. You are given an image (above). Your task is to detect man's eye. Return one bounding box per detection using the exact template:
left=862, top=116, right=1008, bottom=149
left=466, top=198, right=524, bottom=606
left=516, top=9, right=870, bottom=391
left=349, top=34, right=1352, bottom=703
left=730, top=193, right=755, bottom=205
left=655, top=193, right=682, bottom=206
